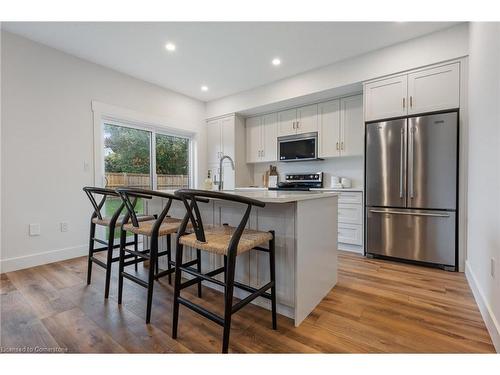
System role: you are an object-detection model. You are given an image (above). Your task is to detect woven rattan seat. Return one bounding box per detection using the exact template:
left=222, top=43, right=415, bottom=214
left=179, top=224, right=273, bottom=255
left=92, top=214, right=155, bottom=227
left=123, top=217, right=183, bottom=237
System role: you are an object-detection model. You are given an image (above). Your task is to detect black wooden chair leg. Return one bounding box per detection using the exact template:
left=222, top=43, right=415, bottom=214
left=146, top=238, right=158, bottom=324
left=134, top=233, right=138, bottom=271
left=269, top=231, right=277, bottom=330
left=172, top=243, right=184, bottom=339
left=222, top=253, right=236, bottom=353
left=167, top=234, right=172, bottom=285
left=104, top=231, right=115, bottom=299
left=87, top=223, right=96, bottom=285
left=197, top=249, right=202, bottom=298
left=117, top=229, right=127, bottom=305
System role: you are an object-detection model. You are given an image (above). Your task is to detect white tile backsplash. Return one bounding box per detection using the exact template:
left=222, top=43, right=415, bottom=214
left=252, top=156, right=364, bottom=189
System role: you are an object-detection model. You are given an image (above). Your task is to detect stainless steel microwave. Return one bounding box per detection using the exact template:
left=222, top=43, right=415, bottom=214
left=278, top=132, right=318, bottom=162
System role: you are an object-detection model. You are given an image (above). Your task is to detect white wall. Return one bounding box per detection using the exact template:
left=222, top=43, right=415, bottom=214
left=465, top=22, right=500, bottom=352
left=206, top=23, right=469, bottom=118
left=0, top=31, right=207, bottom=272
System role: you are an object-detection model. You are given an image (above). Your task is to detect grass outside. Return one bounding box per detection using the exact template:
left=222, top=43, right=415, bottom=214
left=104, top=197, right=144, bottom=237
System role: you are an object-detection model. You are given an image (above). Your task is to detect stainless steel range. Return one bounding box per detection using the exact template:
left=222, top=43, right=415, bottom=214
left=269, top=172, right=323, bottom=191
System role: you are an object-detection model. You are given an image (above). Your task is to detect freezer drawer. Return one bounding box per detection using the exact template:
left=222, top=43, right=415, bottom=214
left=366, top=207, right=456, bottom=266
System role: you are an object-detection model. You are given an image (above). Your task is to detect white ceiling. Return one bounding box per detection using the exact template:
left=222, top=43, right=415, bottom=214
left=3, top=22, right=460, bottom=101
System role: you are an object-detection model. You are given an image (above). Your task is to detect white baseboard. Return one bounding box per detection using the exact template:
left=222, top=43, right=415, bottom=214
left=0, top=244, right=88, bottom=273
left=465, top=260, right=500, bottom=352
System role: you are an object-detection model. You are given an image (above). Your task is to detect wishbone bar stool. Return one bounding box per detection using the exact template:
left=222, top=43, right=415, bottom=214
left=116, top=188, right=206, bottom=324
left=172, top=189, right=277, bottom=353
left=83, top=186, right=154, bottom=298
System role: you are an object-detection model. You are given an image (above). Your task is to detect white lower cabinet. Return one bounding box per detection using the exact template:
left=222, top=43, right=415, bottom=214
left=338, top=223, right=363, bottom=246
left=337, top=191, right=364, bottom=253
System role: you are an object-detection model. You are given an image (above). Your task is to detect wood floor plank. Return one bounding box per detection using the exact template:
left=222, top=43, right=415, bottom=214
left=0, top=289, right=59, bottom=351
left=6, top=268, right=75, bottom=319
left=0, top=251, right=495, bottom=353
left=41, top=307, right=127, bottom=353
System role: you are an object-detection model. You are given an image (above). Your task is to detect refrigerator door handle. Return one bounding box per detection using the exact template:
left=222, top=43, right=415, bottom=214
left=369, top=209, right=450, bottom=218
left=399, top=128, right=404, bottom=198
left=409, top=125, right=415, bottom=199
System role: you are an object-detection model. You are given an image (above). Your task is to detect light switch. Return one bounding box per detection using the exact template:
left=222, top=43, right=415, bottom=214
left=29, top=223, right=41, bottom=236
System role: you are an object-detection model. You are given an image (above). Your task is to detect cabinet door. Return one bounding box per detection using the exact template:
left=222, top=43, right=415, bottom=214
left=246, top=116, right=262, bottom=163
left=364, top=75, right=408, bottom=121
left=407, top=63, right=460, bottom=115
left=338, top=223, right=363, bottom=245
left=219, top=116, right=235, bottom=190
left=277, top=108, right=297, bottom=137
left=318, top=100, right=341, bottom=158
left=220, top=116, right=235, bottom=159
left=261, top=112, right=278, bottom=162
left=206, top=119, right=221, bottom=164
left=296, top=104, right=318, bottom=134
left=340, top=95, right=364, bottom=156
left=338, top=203, right=363, bottom=225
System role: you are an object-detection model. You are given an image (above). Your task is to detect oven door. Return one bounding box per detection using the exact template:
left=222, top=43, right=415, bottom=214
left=278, top=132, right=318, bottom=161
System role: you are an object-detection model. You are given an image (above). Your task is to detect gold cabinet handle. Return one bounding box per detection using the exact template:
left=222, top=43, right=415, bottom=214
left=341, top=142, right=344, bottom=150
left=403, top=97, right=405, bottom=109
left=410, top=96, right=413, bottom=108
left=336, top=142, right=339, bottom=150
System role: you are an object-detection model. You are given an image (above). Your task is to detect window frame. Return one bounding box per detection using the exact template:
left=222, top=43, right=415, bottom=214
left=92, top=101, right=195, bottom=191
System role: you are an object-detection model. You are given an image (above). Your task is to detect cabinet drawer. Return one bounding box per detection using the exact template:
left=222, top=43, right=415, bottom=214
left=338, top=203, right=363, bottom=224
left=338, top=192, right=363, bottom=204
left=338, top=223, right=363, bottom=246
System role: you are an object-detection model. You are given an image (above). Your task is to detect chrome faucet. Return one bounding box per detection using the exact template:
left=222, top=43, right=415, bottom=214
left=218, top=155, right=235, bottom=191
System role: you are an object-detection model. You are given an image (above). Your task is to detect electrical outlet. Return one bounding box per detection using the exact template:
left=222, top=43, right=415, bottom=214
left=29, top=223, right=41, bottom=236
left=60, top=222, right=69, bottom=232
left=491, top=258, right=496, bottom=278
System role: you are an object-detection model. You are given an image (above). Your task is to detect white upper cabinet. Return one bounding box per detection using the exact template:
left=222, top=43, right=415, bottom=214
left=261, top=113, right=278, bottom=162
left=246, top=116, right=261, bottom=163
left=364, top=75, right=407, bottom=122
left=407, top=63, right=460, bottom=115
left=277, top=108, right=297, bottom=137
left=340, top=95, right=364, bottom=157
left=364, top=62, right=461, bottom=122
left=206, top=114, right=252, bottom=189
left=318, top=95, right=363, bottom=158
left=278, top=105, right=318, bottom=137
left=318, top=99, right=341, bottom=158
left=220, top=116, right=235, bottom=159
left=206, top=118, right=222, bottom=164
left=296, top=104, right=318, bottom=134
left=245, top=113, right=278, bottom=163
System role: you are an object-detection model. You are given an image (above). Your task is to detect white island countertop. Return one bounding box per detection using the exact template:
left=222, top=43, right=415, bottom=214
left=160, top=189, right=338, bottom=204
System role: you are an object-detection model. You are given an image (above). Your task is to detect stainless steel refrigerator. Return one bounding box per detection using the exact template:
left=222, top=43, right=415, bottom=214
left=365, top=111, right=458, bottom=270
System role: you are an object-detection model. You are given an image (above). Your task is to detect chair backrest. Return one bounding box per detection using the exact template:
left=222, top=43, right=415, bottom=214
left=83, top=186, right=123, bottom=224
left=116, top=188, right=180, bottom=235
left=174, top=189, right=266, bottom=257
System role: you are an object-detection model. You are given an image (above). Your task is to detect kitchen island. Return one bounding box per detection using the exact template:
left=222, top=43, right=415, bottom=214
left=147, top=190, right=338, bottom=326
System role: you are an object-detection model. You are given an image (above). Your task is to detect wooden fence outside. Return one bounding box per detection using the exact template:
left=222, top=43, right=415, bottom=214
left=105, top=172, right=189, bottom=189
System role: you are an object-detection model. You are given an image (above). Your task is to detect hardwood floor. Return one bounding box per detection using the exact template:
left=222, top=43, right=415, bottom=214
left=0, top=251, right=495, bottom=353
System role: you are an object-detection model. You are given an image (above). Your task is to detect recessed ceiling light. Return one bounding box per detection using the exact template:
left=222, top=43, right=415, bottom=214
left=165, top=42, right=176, bottom=51
left=272, top=58, right=281, bottom=66
left=201, top=85, right=208, bottom=92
